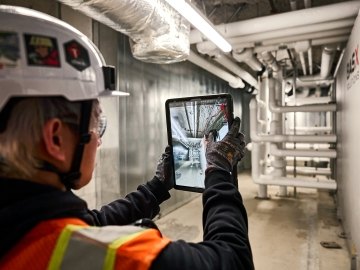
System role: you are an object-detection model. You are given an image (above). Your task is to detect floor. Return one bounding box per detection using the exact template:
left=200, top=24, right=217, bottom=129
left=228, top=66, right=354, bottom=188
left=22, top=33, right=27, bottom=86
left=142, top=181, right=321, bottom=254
left=155, top=171, right=350, bottom=270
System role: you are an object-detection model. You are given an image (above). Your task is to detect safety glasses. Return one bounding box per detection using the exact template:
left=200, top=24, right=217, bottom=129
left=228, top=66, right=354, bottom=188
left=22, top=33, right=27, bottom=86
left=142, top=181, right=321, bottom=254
left=97, top=115, right=107, bottom=138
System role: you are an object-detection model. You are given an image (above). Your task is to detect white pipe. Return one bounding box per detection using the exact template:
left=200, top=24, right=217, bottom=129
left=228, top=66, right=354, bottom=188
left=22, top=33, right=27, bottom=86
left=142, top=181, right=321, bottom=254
left=255, top=175, right=336, bottom=190
left=250, top=98, right=337, bottom=142
left=286, top=96, right=332, bottom=105
left=320, top=46, right=336, bottom=78
left=232, top=48, right=263, bottom=72
left=269, top=79, right=336, bottom=112
left=198, top=18, right=354, bottom=53
left=251, top=142, right=336, bottom=190
left=308, top=47, right=313, bottom=75
left=253, top=36, right=348, bottom=54
left=212, top=54, right=259, bottom=89
left=304, top=0, right=312, bottom=9
left=270, top=144, right=337, bottom=158
left=261, top=52, right=280, bottom=72
left=289, top=126, right=333, bottom=132
left=312, top=35, right=349, bottom=46
left=234, top=28, right=351, bottom=50
left=290, top=0, right=297, bottom=11
left=299, top=52, right=307, bottom=75
left=285, top=156, right=330, bottom=162
left=286, top=166, right=331, bottom=176
left=285, top=143, right=333, bottom=149
left=188, top=50, right=245, bottom=88
left=294, top=76, right=334, bottom=87
left=190, top=1, right=360, bottom=43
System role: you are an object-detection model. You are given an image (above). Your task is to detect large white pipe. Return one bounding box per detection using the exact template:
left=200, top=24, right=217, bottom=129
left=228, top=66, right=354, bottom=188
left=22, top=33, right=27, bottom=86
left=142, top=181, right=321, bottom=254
left=188, top=51, right=245, bottom=88
left=251, top=142, right=336, bottom=190
left=190, top=1, right=360, bottom=43
left=286, top=166, right=331, bottom=176
left=232, top=48, right=263, bottom=72
left=250, top=98, right=337, bottom=142
left=198, top=18, right=354, bottom=53
left=270, top=143, right=337, bottom=158
left=255, top=175, right=337, bottom=190
left=299, top=51, right=307, bottom=75
left=308, top=47, right=313, bottom=75
left=320, top=46, right=336, bottom=78
left=294, top=76, right=334, bottom=87
left=253, top=36, right=348, bottom=54
left=268, top=79, right=336, bottom=112
left=289, top=126, right=333, bottom=133
left=212, top=54, right=259, bottom=89
left=233, top=28, right=351, bottom=50
left=260, top=52, right=280, bottom=72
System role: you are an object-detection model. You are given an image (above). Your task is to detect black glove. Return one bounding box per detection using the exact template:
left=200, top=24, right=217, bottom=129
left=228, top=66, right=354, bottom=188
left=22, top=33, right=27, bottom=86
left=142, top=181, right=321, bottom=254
left=205, top=117, right=246, bottom=175
left=155, top=145, right=173, bottom=190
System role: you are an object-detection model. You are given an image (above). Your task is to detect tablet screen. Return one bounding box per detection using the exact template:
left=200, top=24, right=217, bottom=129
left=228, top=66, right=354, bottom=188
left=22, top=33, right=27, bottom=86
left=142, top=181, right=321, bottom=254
left=166, top=94, right=233, bottom=192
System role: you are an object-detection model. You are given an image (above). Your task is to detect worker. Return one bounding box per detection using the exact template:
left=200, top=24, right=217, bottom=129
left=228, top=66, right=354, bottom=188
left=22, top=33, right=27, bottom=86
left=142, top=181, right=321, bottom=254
left=0, top=5, right=254, bottom=270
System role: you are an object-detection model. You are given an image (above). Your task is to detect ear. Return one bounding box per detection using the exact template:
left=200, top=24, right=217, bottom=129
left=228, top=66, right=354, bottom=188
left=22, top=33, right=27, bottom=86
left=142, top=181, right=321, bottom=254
left=42, top=119, right=67, bottom=162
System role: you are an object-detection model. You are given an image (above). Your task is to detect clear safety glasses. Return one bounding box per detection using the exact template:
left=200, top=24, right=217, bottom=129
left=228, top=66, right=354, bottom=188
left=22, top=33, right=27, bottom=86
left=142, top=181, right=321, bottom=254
left=97, top=115, right=107, bottom=138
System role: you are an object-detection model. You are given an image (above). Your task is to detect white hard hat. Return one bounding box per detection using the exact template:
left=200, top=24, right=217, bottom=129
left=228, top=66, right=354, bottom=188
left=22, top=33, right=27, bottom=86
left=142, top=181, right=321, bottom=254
left=0, top=5, right=129, bottom=111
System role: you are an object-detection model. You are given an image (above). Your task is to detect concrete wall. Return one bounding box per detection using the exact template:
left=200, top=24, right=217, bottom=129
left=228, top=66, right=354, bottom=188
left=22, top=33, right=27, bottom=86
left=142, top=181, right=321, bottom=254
left=1, top=0, right=251, bottom=214
left=336, top=10, right=360, bottom=267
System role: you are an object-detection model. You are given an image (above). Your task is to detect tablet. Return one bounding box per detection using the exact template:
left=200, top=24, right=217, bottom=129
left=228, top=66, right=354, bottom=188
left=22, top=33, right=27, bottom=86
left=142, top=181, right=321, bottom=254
left=165, top=94, right=234, bottom=192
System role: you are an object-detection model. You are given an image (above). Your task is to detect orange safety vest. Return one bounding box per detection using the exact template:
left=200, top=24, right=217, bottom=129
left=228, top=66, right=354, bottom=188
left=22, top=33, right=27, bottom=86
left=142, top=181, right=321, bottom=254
left=0, top=218, right=170, bottom=270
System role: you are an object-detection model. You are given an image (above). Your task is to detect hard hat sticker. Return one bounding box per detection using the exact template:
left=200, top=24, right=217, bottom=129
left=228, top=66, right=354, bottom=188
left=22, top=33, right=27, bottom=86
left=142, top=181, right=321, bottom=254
left=0, top=32, right=20, bottom=69
left=24, top=34, right=60, bottom=67
left=64, top=40, right=90, bottom=71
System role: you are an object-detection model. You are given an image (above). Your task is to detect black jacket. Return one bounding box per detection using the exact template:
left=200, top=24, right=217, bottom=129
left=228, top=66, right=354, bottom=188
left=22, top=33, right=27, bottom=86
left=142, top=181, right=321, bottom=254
left=0, top=171, right=254, bottom=269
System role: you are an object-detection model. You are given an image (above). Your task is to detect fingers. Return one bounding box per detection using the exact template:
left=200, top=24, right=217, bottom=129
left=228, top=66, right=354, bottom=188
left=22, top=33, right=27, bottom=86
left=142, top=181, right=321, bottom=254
left=164, top=145, right=171, bottom=154
left=207, top=131, right=215, bottom=143
left=228, top=117, right=241, bottom=136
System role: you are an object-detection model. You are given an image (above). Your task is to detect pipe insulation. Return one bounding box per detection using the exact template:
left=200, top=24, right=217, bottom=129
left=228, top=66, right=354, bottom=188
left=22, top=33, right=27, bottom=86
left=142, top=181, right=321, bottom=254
left=57, top=0, right=190, bottom=63
left=190, top=1, right=360, bottom=43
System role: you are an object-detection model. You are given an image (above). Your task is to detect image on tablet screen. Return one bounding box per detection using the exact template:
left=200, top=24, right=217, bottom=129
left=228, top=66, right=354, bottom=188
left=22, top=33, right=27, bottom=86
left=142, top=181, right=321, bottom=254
left=168, top=97, right=230, bottom=189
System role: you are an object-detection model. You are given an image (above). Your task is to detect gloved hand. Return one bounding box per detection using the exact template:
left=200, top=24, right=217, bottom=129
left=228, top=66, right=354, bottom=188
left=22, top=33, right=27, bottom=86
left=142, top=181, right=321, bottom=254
left=205, top=117, right=246, bottom=175
left=155, top=145, right=173, bottom=190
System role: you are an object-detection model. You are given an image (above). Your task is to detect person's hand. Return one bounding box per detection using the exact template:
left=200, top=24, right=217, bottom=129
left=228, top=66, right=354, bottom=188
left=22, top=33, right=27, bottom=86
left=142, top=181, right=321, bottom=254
left=155, top=145, right=173, bottom=190
left=205, top=117, right=245, bottom=174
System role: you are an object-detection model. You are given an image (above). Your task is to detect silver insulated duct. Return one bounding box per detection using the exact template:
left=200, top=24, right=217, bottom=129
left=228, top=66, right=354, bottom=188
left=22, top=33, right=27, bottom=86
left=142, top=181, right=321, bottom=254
left=58, top=0, right=190, bottom=63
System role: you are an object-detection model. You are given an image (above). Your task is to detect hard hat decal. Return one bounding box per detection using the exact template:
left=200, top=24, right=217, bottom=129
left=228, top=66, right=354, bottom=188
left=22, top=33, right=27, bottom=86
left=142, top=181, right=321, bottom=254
left=64, top=40, right=90, bottom=71
left=24, top=34, right=60, bottom=67
left=0, top=32, right=20, bottom=69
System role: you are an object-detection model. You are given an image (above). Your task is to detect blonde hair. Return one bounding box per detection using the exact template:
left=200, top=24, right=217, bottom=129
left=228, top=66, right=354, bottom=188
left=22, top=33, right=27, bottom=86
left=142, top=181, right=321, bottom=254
left=0, top=97, right=98, bottom=179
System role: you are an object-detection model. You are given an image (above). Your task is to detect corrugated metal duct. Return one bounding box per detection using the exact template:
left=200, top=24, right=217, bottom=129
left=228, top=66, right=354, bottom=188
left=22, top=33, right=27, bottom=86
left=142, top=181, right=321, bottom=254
left=58, top=0, right=190, bottom=63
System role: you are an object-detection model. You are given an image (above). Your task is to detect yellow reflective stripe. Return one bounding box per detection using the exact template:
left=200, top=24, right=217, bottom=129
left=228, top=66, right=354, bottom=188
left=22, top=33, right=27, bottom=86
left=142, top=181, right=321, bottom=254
left=47, top=225, right=86, bottom=270
left=103, top=230, right=146, bottom=270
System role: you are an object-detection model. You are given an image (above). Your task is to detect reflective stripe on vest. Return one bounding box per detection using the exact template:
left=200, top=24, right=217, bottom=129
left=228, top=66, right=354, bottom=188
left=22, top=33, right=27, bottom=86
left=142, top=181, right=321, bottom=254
left=48, top=224, right=167, bottom=270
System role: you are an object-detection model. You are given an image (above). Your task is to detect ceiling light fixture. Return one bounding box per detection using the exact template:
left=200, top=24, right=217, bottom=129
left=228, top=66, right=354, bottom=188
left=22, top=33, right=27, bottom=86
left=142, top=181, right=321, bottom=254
left=164, top=0, right=232, bottom=53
